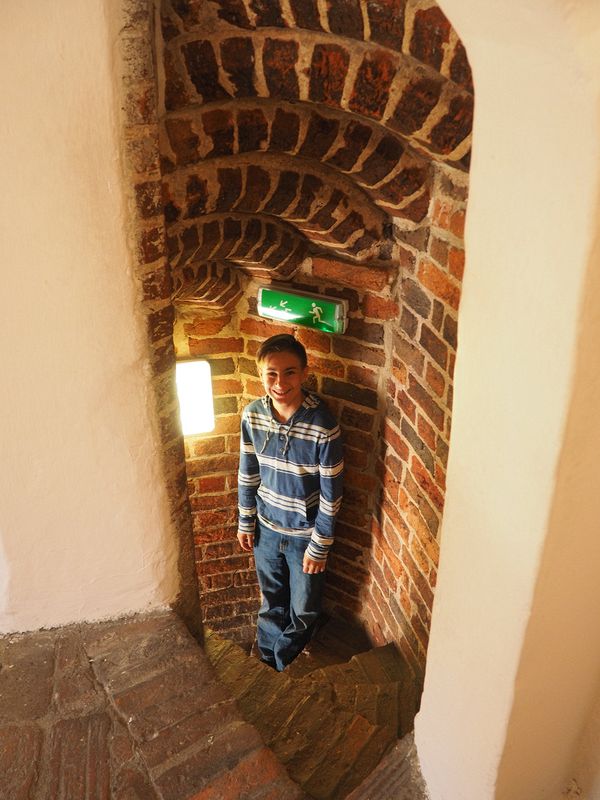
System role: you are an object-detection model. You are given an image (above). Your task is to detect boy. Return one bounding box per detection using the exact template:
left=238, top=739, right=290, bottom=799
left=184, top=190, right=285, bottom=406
left=237, top=333, right=344, bottom=671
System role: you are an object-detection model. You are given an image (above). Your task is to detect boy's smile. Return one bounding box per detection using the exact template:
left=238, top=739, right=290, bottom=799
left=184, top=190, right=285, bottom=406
left=260, top=351, right=308, bottom=420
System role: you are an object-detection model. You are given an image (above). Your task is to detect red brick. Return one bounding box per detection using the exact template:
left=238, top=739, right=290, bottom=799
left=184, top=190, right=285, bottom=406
left=448, top=246, right=465, bottom=280
left=196, top=554, right=251, bottom=577
left=381, top=499, right=409, bottom=546
left=349, top=50, right=397, bottom=120
left=143, top=269, right=172, bottom=302
left=394, top=334, right=425, bottom=374
left=333, top=338, right=386, bottom=367
left=186, top=454, right=238, bottom=476
left=343, top=448, right=369, bottom=473
left=190, top=438, right=226, bottom=458
left=244, top=378, right=264, bottom=397
left=240, top=317, right=290, bottom=338
left=382, top=468, right=400, bottom=505
left=307, top=355, right=344, bottom=378
left=189, top=492, right=235, bottom=512
left=0, top=725, right=42, bottom=799
left=189, top=337, right=244, bottom=355
left=420, top=324, right=448, bottom=369
left=398, top=390, right=416, bottom=423
left=139, top=226, right=165, bottom=264
left=411, top=456, right=444, bottom=511
left=431, top=198, right=466, bottom=240
left=417, top=414, right=437, bottom=452
left=341, top=406, right=375, bottom=431
left=417, top=259, right=460, bottom=311
left=212, top=415, right=240, bottom=435
left=135, top=177, right=161, bottom=218
left=183, top=316, right=232, bottom=336
left=336, top=522, right=372, bottom=549
left=296, top=326, right=332, bottom=354
left=346, top=364, right=378, bottom=389
left=226, top=434, right=240, bottom=453
left=46, top=715, right=111, bottom=799
left=309, top=43, right=349, bottom=108
left=155, top=721, right=263, bottom=800
left=312, top=257, right=389, bottom=291
left=410, top=6, right=451, bottom=71
left=212, top=378, right=243, bottom=396
left=344, top=467, right=378, bottom=492
left=194, top=523, right=238, bottom=543
left=391, top=360, right=408, bottom=384
left=429, top=235, right=448, bottom=268
left=203, top=598, right=258, bottom=622
left=343, top=429, right=374, bottom=452
left=383, top=420, right=409, bottom=460
left=188, top=746, right=301, bottom=800
left=194, top=507, right=238, bottom=528
left=263, top=38, right=299, bottom=101
left=401, top=545, right=434, bottom=611
left=425, top=362, right=445, bottom=398
left=407, top=375, right=444, bottom=430
left=323, top=377, right=378, bottom=409
left=450, top=209, right=466, bottom=238
left=435, top=461, right=446, bottom=492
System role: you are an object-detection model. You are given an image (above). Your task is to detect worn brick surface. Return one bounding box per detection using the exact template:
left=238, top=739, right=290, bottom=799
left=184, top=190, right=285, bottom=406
left=0, top=724, right=42, bottom=799
left=0, top=612, right=306, bottom=800
left=0, top=632, right=55, bottom=722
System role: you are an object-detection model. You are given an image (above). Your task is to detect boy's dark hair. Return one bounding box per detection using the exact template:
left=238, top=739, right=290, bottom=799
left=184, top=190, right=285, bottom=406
left=256, top=333, right=308, bottom=369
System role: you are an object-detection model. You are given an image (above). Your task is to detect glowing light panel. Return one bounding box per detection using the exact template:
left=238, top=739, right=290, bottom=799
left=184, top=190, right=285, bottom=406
left=175, top=360, right=215, bottom=435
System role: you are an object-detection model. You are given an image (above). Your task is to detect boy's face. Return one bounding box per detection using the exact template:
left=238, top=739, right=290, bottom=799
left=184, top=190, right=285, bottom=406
left=259, top=350, right=308, bottom=412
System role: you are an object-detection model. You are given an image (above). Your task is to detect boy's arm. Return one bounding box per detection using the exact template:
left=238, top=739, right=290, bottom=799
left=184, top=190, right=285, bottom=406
left=305, top=424, right=344, bottom=565
left=237, top=412, right=260, bottom=551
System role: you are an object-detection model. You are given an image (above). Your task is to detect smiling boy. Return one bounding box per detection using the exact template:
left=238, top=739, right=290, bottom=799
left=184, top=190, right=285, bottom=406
left=237, top=333, right=344, bottom=671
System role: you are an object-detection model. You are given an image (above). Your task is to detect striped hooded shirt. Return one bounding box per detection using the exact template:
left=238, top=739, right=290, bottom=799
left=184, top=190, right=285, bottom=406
left=238, top=392, right=344, bottom=562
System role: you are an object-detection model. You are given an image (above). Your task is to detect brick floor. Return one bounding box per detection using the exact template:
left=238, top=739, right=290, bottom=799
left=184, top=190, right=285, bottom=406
left=0, top=610, right=306, bottom=800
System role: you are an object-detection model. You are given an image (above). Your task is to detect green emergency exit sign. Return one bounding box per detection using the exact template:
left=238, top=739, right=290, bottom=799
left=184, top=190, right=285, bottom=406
left=257, top=287, right=348, bottom=334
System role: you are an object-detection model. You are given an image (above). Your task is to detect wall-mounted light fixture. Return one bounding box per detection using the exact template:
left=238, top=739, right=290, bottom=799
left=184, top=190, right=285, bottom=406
left=257, top=286, right=348, bottom=334
left=175, top=360, right=215, bottom=435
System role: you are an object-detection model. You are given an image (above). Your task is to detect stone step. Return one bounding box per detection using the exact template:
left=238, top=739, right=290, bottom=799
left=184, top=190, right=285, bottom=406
left=306, top=642, right=419, bottom=737
left=204, top=629, right=402, bottom=799
left=345, top=733, right=430, bottom=800
left=312, top=643, right=413, bottom=685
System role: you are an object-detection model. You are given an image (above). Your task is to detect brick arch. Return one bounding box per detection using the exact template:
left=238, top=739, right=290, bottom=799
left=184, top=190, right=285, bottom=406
left=163, top=28, right=472, bottom=167
left=172, top=260, right=244, bottom=310
left=161, top=0, right=473, bottom=92
left=162, top=99, right=433, bottom=217
left=169, top=213, right=311, bottom=280
left=164, top=155, right=395, bottom=262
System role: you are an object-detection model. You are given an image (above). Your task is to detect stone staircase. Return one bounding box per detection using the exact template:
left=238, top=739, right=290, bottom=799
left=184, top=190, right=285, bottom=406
left=205, top=627, right=419, bottom=800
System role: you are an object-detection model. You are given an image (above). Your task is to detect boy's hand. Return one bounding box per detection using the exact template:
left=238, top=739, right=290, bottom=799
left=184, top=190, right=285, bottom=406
left=237, top=531, right=254, bottom=551
left=303, top=553, right=326, bottom=574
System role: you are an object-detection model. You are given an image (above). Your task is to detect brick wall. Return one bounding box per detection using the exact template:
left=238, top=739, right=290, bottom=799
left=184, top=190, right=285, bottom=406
left=116, top=0, right=472, bottom=665
left=366, top=166, right=467, bottom=677
left=172, top=158, right=466, bottom=663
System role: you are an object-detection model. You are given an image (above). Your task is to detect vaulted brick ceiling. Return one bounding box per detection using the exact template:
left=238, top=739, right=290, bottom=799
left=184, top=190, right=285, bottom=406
left=159, top=0, right=473, bottom=307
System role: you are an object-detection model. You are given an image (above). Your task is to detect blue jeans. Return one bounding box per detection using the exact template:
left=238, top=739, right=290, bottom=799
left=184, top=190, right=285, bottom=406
left=253, top=521, right=325, bottom=671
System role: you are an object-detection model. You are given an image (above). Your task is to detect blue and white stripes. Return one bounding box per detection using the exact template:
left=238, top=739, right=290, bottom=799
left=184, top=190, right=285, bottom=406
left=238, top=393, right=344, bottom=561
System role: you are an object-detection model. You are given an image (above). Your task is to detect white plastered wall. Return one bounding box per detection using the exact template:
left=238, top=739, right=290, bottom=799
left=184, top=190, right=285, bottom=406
left=415, top=1, right=600, bottom=798
left=0, top=0, right=179, bottom=632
